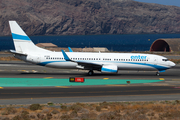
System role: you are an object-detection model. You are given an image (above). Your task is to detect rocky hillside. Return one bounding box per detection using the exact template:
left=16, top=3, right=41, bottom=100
left=1, top=0, right=180, bottom=36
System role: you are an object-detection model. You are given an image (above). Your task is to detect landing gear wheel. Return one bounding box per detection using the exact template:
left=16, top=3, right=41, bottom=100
left=88, top=70, right=94, bottom=76
left=156, top=72, right=160, bottom=76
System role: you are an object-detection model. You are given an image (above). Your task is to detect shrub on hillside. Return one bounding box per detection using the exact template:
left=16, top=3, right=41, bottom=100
left=29, top=104, right=42, bottom=111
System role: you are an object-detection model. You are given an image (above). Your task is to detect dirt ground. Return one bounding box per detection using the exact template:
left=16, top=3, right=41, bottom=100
left=0, top=100, right=180, bottom=120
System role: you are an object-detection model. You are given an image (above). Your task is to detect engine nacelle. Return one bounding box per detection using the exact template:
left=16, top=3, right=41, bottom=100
left=101, top=65, right=118, bottom=73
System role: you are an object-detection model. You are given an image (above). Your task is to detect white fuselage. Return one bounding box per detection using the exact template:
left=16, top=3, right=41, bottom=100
left=15, top=51, right=175, bottom=72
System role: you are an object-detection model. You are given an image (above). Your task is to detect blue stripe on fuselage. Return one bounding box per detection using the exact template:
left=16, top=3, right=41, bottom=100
left=124, top=62, right=169, bottom=71
left=12, top=33, right=31, bottom=41
left=37, top=61, right=67, bottom=66
left=37, top=61, right=169, bottom=71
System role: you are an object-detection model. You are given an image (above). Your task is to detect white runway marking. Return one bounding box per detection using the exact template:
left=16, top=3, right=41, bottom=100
left=0, top=64, right=19, bottom=66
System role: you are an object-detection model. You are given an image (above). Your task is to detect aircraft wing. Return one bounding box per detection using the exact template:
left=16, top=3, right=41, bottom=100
left=75, top=61, right=102, bottom=69
left=61, top=50, right=102, bottom=70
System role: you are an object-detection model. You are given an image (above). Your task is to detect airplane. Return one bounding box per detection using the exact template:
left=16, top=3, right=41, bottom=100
left=9, top=21, right=176, bottom=76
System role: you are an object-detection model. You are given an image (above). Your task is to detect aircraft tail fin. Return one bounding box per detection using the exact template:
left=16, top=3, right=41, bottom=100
left=9, top=21, right=50, bottom=54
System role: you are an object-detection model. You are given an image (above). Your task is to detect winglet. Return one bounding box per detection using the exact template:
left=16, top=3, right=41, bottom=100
left=61, top=50, right=71, bottom=61
left=68, top=47, right=73, bottom=52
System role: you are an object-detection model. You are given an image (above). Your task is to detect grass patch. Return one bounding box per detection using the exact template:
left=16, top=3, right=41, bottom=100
left=47, top=102, right=54, bottom=106
left=29, top=104, right=42, bottom=111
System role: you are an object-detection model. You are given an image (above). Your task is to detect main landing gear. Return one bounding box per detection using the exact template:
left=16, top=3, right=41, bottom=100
left=88, top=70, right=94, bottom=76
left=156, top=72, right=160, bottom=76
left=156, top=70, right=165, bottom=76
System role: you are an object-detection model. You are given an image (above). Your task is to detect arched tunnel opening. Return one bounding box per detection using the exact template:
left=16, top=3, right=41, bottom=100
left=150, top=40, right=171, bottom=52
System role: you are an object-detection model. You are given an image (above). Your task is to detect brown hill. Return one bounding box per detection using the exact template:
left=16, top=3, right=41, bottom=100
left=1, top=0, right=180, bottom=36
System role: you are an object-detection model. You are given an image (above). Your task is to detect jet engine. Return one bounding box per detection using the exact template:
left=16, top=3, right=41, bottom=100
left=101, top=64, right=118, bottom=73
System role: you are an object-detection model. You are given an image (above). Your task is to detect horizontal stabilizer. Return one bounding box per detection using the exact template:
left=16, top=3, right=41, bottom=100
left=10, top=50, right=27, bottom=56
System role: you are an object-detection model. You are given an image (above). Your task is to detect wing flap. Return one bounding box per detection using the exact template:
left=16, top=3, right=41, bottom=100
left=76, top=61, right=102, bottom=67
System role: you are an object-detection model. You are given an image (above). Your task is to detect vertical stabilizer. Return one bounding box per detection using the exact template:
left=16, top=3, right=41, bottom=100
left=9, top=21, right=49, bottom=54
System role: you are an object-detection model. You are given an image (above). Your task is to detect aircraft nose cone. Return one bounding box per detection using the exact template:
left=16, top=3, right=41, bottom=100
left=170, top=61, right=176, bottom=67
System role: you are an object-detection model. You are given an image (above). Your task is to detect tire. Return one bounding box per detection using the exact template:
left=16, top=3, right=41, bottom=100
left=156, top=72, right=160, bottom=76
left=88, top=70, right=94, bottom=76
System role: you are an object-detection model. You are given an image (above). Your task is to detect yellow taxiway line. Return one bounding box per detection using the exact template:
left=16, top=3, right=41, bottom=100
left=44, top=77, right=53, bottom=79
left=56, top=86, right=70, bottom=88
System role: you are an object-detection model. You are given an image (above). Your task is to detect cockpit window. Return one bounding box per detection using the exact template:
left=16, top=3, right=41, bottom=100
left=162, top=59, right=169, bottom=61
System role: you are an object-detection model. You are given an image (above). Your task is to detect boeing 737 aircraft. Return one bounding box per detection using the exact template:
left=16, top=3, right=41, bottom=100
left=9, top=21, right=175, bottom=76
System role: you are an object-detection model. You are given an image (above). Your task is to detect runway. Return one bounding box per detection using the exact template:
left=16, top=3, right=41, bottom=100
left=0, top=61, right=180, bottom=104
left=0, top=61, right=179, bottom=80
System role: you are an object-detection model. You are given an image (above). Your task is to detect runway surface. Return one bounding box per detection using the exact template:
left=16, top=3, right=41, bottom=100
left=0, top=61, right=180, bottom=104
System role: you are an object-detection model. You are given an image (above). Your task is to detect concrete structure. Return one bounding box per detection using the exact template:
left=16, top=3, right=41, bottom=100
left=82, top=47, right=94, bottom=52
left=36, top=43, right=58, bottom=48
left=48, top=47, right=109, bottom=52
left=36, top=43, right=109, bottom=52
left=48, top=48, right=82, bottom=52
left=150, top=38, right=180, bottom=52
left=93, top=47, right=109, bottom=52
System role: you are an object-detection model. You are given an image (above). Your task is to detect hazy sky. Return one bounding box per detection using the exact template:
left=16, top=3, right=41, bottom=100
left=134, top=0, right=180, bottom=7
